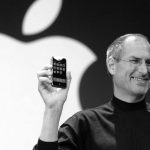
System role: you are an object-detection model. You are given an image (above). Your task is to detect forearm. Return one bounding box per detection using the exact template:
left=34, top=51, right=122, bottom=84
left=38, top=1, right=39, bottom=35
left=40, top=106, right=63, bottom=142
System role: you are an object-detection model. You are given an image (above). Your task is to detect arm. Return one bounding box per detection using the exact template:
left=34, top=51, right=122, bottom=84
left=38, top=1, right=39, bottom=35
left=36, top=64, right=71, bottom=147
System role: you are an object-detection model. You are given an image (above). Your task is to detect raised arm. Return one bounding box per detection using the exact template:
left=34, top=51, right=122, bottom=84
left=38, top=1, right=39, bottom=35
left=37, top=64, right=72, bottom=142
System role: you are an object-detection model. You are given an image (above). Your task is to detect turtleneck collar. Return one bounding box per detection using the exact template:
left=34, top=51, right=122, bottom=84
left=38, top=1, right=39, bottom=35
left=111, top=95, right=147, bottom=112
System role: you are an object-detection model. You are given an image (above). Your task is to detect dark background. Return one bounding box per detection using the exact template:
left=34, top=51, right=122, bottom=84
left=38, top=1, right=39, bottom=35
left=0, top=0, right=150, bottom=109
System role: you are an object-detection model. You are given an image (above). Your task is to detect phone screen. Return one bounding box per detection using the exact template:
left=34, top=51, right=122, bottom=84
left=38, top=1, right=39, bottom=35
left=52, top=57, right=67, bottom=88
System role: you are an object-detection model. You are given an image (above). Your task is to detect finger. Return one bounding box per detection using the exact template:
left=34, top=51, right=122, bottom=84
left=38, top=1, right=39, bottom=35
left=50, top=57, right=53, bottom=66
left=38, top=76, right=52, bottom=84
left=41, top=64, right=52, bottom=71
left=66, top=71, right=72, bottom=90
left=37, top=70, right=52, bottom=78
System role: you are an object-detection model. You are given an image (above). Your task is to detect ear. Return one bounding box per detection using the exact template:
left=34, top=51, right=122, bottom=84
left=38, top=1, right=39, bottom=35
left=106, top=57, right=116, bottom=75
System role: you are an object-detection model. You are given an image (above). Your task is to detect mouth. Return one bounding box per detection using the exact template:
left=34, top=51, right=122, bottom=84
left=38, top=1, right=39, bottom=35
left=131, top=76, right=149, bottom=85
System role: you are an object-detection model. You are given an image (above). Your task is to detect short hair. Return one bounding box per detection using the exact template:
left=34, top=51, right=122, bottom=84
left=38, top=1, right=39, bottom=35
left=106, top=33, right=150, bottom=62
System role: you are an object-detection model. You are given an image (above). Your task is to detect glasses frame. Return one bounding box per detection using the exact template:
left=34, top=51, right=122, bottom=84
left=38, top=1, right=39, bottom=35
left=113, top=57, right=150, bottom=68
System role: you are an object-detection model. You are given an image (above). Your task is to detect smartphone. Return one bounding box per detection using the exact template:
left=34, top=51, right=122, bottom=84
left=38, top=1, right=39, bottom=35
left=51, top=56, right=67, bottom=88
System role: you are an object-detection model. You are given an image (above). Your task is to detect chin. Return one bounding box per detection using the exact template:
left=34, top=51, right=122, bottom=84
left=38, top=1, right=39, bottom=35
left=133, top=90, right=147, bottom=98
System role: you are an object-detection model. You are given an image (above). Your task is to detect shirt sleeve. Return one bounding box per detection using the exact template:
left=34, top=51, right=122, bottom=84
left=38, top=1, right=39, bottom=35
left=33, top=112, right=88, bottom=150
left=33, top=139, right=58, bottom=150
left=58, top=112, right=88, bottom=150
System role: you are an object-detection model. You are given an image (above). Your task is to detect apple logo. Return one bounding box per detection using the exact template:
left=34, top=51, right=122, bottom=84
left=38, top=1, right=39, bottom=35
left=0, top=0, right=97, bottom=149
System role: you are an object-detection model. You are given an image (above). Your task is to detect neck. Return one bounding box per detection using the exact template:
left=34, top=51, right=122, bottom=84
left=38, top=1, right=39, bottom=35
left=112, top=95, right=146, bottom=112
left=114, top=90, right=145, bottom=103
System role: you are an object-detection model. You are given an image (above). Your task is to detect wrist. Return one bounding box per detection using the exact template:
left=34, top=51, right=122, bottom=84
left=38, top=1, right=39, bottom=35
left=45, top=104, right=63, bottom=114
left=40, top=106, right=62, bottom=142
left=44, top=106, right=63, bottom=123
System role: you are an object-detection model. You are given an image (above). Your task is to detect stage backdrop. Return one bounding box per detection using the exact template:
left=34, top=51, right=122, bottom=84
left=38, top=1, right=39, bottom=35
left=0, top=0, right=150, bottom=149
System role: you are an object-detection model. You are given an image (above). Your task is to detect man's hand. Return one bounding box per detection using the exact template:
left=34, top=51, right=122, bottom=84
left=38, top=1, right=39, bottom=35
left=37, top=64, right=72, bottom=110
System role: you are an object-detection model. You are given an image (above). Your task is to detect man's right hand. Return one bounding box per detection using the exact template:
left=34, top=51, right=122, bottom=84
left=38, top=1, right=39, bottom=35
left=37, top=64, right=72, bottom=110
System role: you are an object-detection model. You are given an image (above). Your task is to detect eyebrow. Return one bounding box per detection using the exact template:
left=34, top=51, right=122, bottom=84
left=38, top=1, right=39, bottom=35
left=129, top=56, right=150, bottom=60
left=128, top=56, right=140, bottom=59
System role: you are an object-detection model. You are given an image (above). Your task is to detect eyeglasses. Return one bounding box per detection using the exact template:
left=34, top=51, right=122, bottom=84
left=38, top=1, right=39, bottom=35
left=114, top=57, right=150, bottom=68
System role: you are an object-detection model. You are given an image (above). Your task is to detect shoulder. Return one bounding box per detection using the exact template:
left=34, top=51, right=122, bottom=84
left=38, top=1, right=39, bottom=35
left=75, top=101, right=113, bottom=119
left=59, top=101, right=114, bottom=139
left=62, top=101, right=114, bottom=128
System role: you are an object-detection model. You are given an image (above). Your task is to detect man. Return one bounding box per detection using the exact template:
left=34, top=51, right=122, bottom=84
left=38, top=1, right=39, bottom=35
left=33, top=33, right=150, bottom=150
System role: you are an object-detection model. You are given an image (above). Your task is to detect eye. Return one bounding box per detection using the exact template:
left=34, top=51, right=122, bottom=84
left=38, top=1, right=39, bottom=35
left=129, top=59, right=139, bottom=64
left=146, top=60, right=150, bottom=66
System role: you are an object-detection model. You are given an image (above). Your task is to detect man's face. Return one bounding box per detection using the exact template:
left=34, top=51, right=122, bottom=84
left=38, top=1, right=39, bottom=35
left=113, top=37, right=150, bottom=99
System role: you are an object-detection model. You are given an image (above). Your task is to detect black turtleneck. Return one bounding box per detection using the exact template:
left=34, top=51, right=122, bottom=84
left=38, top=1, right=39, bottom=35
left=112, top=96, right=150, bottom=150
left=34, top=96, right=150, bottom=150
left=112, top=95, right=147, bottom=112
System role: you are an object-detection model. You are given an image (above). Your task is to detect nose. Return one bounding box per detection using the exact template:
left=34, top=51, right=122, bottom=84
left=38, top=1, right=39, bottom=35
left=138, top=61, right=148, bottom=74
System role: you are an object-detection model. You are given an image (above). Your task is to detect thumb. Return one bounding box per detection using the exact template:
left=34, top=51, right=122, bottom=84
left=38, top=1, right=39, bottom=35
left=66, top=71, right=72, bottom=91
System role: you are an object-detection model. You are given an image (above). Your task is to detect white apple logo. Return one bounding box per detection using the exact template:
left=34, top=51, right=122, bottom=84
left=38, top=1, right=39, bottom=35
left=0, top=0, right=97, bottom=149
